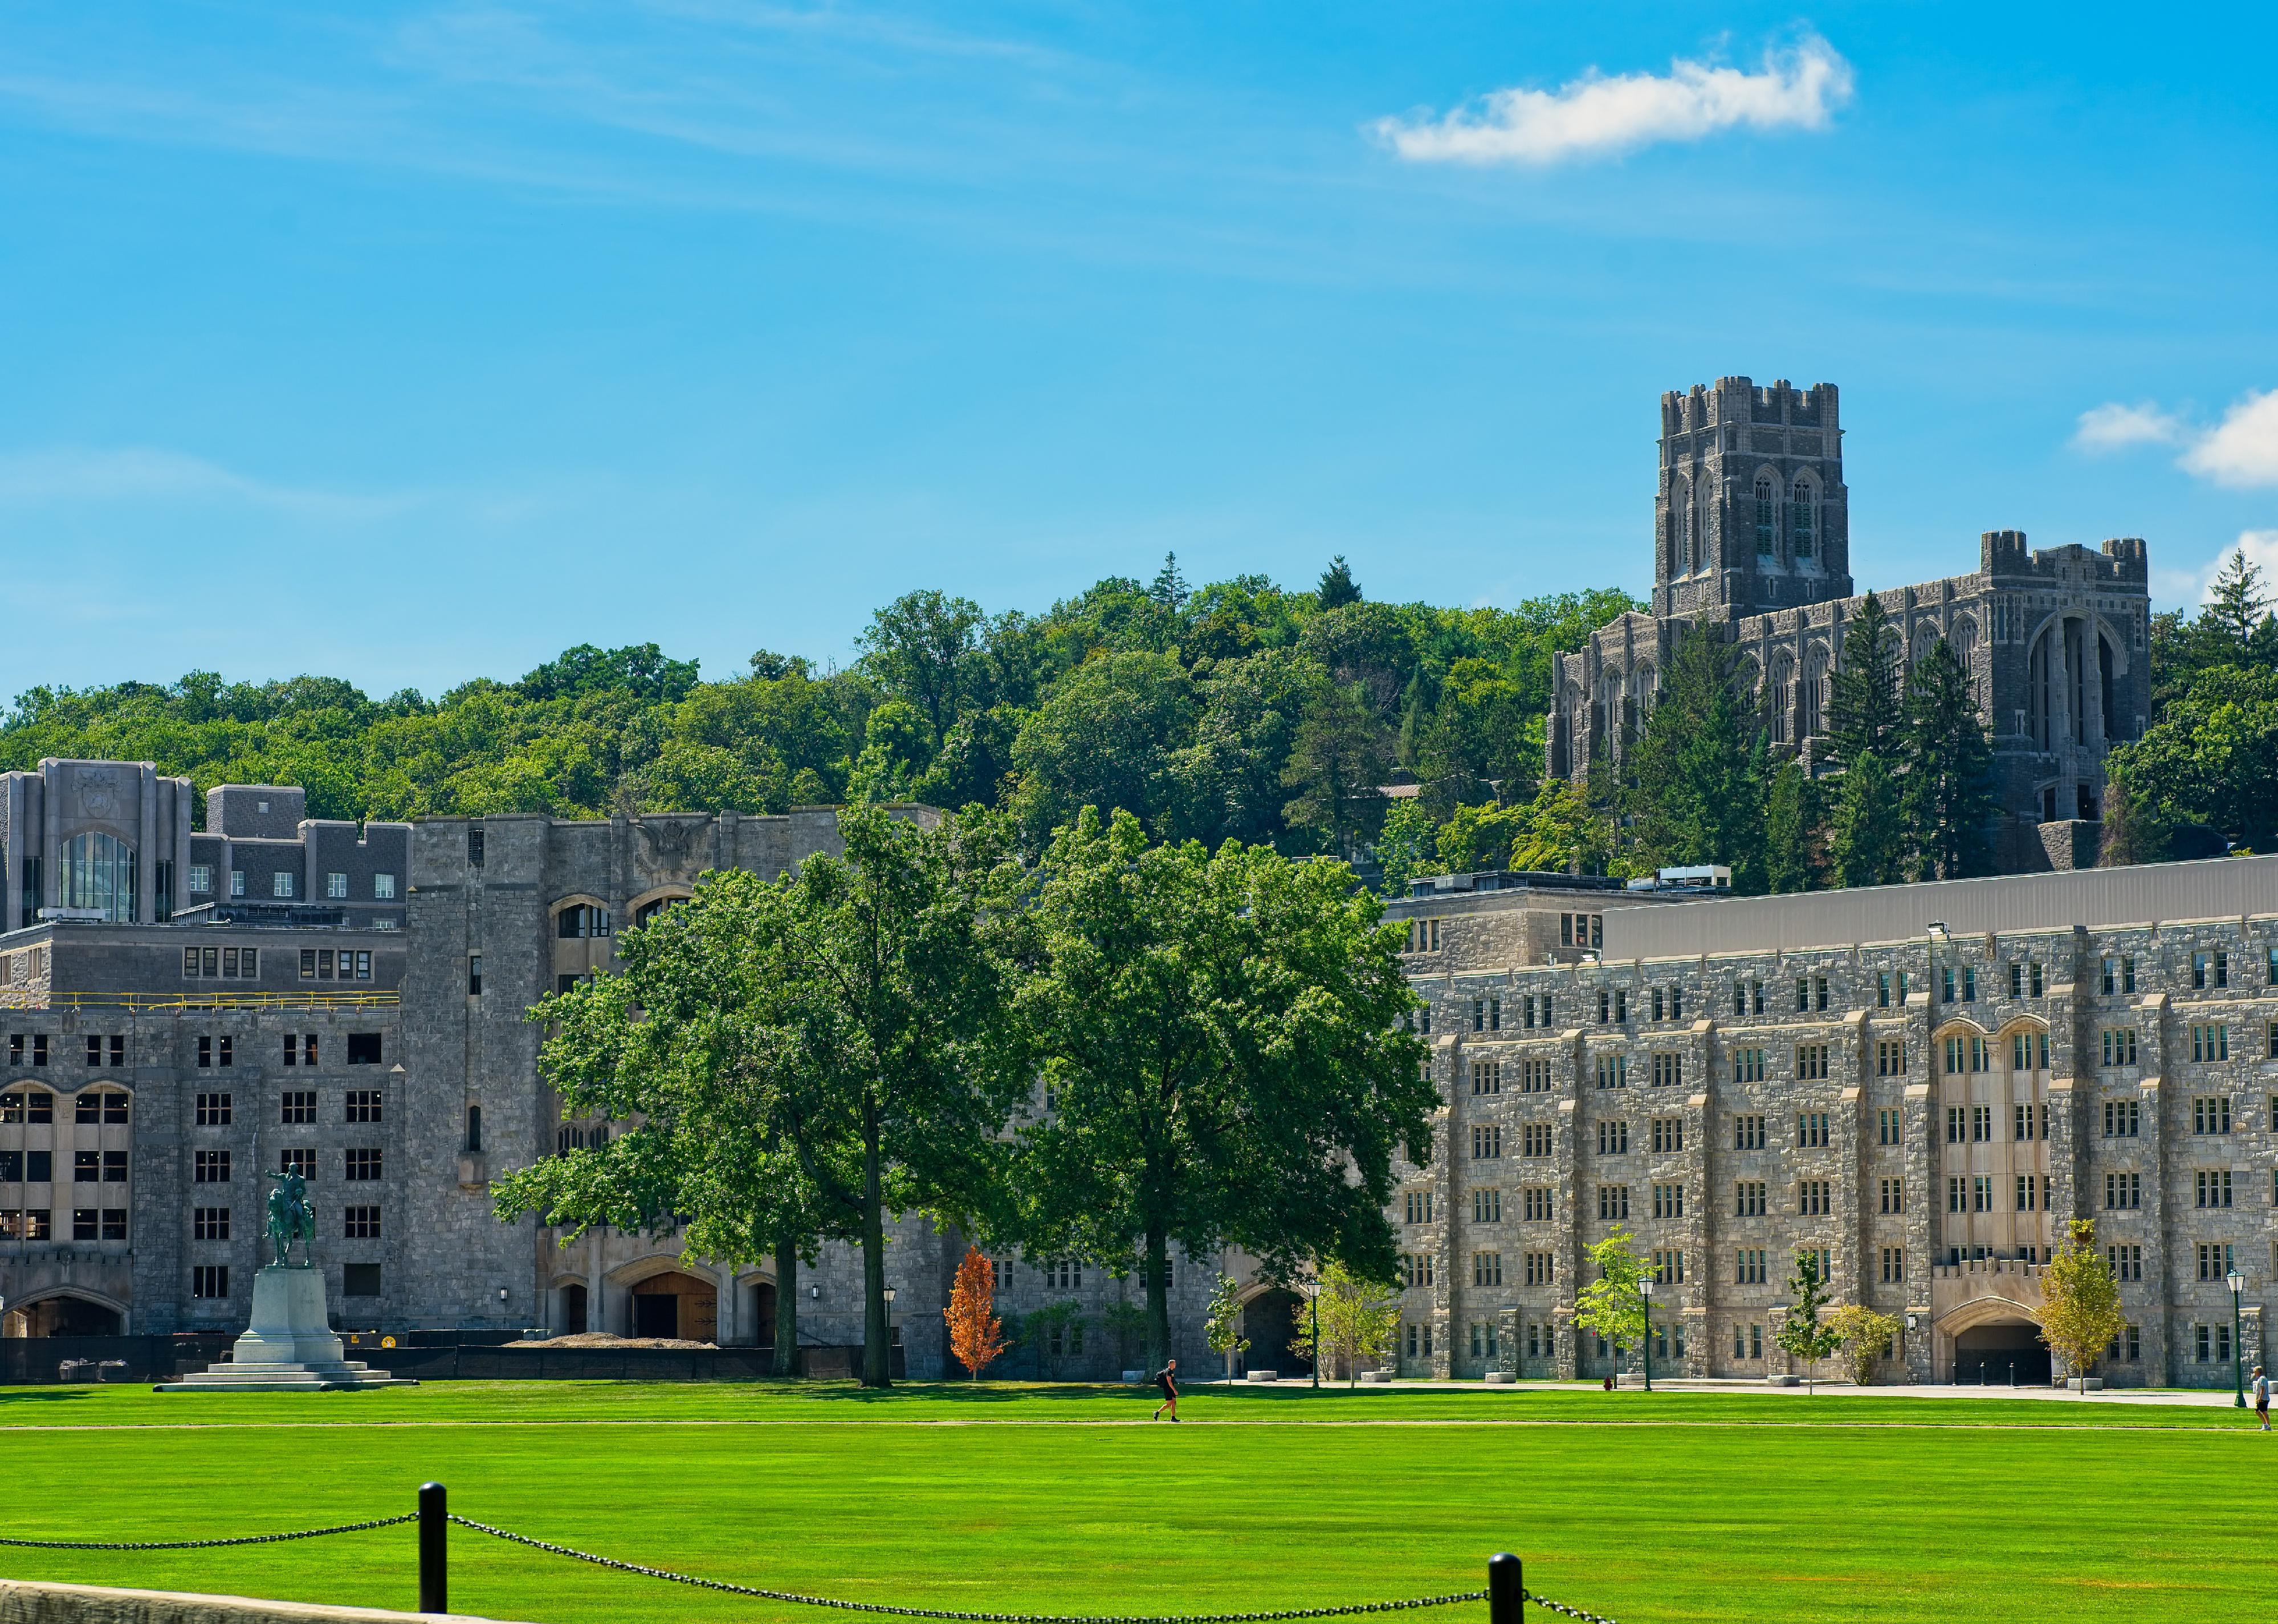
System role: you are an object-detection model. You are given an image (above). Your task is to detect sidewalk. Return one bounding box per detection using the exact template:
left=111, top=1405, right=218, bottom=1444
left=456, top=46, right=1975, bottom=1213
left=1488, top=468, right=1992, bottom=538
left=1219, top=1375, right=2252, bottom=1407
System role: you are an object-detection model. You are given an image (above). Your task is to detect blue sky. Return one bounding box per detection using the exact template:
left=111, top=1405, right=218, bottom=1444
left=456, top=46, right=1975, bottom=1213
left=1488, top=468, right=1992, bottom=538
left=2, top=2, right=2273, bottom=698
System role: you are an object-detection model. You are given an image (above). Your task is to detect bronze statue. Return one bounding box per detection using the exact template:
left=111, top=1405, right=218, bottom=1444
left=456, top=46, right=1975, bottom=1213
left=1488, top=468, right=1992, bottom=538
left=264, top=1168, right=316, bottom=1268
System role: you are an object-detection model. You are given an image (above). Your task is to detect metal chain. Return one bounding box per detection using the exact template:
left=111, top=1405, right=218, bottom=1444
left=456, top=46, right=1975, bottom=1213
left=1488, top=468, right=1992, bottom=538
left=1523, top=1592, right=1620, bottom=1624
left=446, top=1516, right=1489, bottom=1623
left=0, top=1513, right=417, bottom=1552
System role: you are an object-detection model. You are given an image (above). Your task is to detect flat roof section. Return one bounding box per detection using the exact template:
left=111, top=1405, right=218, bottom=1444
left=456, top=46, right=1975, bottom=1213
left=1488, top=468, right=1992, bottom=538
left=1600, top=854, right=2278, bottom=960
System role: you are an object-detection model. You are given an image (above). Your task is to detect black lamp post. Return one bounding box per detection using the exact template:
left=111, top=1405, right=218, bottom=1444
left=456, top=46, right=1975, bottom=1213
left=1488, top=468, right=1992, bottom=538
left=1639, top=1276, right=1656, bottom=1393
left=2227, top=1268, right=2245, bottom=1408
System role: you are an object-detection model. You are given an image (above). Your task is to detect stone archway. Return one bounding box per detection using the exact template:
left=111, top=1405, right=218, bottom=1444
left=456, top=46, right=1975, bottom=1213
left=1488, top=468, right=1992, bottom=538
left=1952, top=1317, right=2049, bottom=1385
left=1934, top=1286, right=2048, bottom=1384
left=11, top=1291, right=123, bottom=1338
left=1240, top=1288, right=1313, bottom=1377
left=620, top=1268, right=718, bottom=1342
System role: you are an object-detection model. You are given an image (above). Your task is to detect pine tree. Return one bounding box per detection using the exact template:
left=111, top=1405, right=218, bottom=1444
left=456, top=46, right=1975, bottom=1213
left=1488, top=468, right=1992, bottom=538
left=1763, top=759, right=1821, bottom=894
left=1625, top=627, right=1766, bottom=891
left=1831, top=750, right=1904, bottom=888
left=1824, top=593, right=1903, bottom=770
left=1898, top=638, right=1996, bottom=879
left=1148, top=552, right=1191, bottom=611
left=2202, top=547, right=2270, bottom=656
left=1316, top=556, right=1362, bottom=609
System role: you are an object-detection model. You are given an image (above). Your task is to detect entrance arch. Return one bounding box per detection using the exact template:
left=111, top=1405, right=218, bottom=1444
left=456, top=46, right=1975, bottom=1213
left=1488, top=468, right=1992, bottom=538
left=10, top=1291, right=123, bottom=1337
left=1953, top=1317, right=2049, bottom=1385
left=1239, top=1289, right=1314, bottom=1377
left=556, top=1282, right=589, bottom=1336
left=625, top=1270, right=717, bottom=1341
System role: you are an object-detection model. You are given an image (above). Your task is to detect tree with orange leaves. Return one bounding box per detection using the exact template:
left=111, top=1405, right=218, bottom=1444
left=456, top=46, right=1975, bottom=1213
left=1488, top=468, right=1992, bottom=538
left=944, top=1244, right=1008, bottom=1380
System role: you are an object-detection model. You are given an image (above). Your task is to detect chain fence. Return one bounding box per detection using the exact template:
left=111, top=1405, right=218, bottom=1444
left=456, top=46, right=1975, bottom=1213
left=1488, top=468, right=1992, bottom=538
left=0, top=1499, right=1621, bottom=1624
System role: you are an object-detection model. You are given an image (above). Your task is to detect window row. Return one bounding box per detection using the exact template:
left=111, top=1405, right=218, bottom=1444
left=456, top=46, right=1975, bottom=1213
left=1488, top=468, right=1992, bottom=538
left=192, top=1148, right=385, bottom=1182
left=0, top=1149, right=127, bottom=1182
left=0, top=1090, right=129, bottom=1126
left=0, top=1207, right=129, bottom=1241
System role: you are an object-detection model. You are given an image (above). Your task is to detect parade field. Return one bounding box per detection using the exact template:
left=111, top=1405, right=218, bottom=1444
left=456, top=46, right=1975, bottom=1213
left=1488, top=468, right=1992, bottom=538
left=1, top=1381, right=2273, bottom=1623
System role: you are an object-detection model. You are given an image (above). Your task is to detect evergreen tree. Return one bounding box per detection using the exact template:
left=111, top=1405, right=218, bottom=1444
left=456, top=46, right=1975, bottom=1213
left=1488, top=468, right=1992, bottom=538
left=1824, top=592, right=1904, bottom=770
left=2202, top=547, right=2271, bottom=656
left=1625, top=627, right=1767, bottom=892
left=1831, top=751, right=1905, bottom=887
left=1763, top=759, right=1821, bottom=894
left=1315, top=556, right=1362, bottom=609
left=1148, top=552, right=1191, bottom=611
left=1898, top=638, right=1996, bottom=879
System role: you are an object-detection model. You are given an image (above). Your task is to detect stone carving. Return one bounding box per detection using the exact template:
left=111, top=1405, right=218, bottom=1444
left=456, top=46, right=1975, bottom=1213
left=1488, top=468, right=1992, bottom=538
left=78, top=771, right=119, bottom=820
left=638, top=817, right=704, bottom=872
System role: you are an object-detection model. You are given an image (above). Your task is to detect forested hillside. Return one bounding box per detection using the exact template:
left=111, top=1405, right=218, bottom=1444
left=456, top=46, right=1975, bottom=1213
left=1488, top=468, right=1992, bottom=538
left=0, top=558, right=1634, bottom=867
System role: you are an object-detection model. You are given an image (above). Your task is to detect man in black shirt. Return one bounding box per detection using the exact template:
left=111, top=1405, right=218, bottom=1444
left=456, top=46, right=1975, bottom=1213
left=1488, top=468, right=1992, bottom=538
left=1151, top=1358, right=1180, bottom=1422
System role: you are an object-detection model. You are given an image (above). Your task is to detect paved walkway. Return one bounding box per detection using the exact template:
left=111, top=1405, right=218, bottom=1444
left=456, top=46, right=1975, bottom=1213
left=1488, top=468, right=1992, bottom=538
left=1227, top=1376, right=2252, bottom=1407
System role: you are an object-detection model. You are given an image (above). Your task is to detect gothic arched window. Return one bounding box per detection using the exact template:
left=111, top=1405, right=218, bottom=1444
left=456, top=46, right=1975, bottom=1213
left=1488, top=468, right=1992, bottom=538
left=1755, top=478, right=1776, bottom=556
left=1790, top=479, right=1815, bottom=559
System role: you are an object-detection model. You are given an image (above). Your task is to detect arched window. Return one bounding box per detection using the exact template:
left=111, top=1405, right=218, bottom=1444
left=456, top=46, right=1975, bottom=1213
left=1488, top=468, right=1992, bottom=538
left=1769, top=654, right=1795, bottom=744
left=1755, top=478, right=1776, bottom=556
left=1802, top=647, right=1829, bottom=737
left=1790, top=479, right=1815, bottom=560
left=1684, top=495, right=1698, bottom=573
left=59, top=833, right=137, bottom=923
left=556, top=904, right=613, bottom=939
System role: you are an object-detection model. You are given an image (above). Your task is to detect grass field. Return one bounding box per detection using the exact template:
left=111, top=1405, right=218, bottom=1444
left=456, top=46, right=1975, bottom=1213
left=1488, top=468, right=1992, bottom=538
left=5, top=1380, right=2273, bottom=1623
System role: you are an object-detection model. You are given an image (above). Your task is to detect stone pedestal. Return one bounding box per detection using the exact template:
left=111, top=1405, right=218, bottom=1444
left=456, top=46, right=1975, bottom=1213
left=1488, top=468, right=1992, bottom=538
left=157, top=1267, right=416, bottom=1393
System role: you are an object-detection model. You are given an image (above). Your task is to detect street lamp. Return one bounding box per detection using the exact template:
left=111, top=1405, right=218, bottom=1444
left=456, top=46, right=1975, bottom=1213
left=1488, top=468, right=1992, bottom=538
left=1639, top=1277, right=1656, bottom=1393
left=2227, top=1268, right=2245, bottom=1407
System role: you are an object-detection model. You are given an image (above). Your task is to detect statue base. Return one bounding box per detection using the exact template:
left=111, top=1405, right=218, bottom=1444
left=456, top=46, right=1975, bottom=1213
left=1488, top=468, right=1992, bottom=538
left=156, top=1266, right=417, bottom=1393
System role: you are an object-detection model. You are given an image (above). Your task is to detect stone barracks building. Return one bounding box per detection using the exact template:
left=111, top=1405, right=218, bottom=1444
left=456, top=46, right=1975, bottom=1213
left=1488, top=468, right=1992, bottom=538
left=1387, top=858, right=2278, bottom=1386
left=1549, top=377, right=2151, bottom=873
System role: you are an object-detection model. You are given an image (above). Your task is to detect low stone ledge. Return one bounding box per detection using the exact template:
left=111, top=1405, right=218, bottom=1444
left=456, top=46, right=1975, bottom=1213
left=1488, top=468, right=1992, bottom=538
left=0, top=1578, right=520, bottom=1624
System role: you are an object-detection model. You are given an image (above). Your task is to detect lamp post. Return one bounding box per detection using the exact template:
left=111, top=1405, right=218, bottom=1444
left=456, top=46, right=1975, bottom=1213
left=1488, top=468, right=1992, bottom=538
left=1310, top=1277, right=1321, bottom=1391
left=1639, top=1277, right=1656, bottom=1393
left=2227, top=1268, right=2245, bottom=1407
left=883, top=1285, right=897, bottom=1376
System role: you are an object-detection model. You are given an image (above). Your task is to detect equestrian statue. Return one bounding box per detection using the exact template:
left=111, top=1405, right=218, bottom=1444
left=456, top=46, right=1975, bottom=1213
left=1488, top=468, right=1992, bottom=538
left=264, top=1167, right=316, bottom=1268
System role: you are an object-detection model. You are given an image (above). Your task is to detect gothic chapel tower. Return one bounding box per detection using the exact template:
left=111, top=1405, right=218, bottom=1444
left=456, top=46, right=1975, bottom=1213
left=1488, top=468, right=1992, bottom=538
left=1652, top=378, right=1853, bottom=621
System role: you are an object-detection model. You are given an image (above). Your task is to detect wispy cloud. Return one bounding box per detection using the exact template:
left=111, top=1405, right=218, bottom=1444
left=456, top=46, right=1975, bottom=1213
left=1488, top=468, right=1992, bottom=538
left=2075, top=388, right=2278, bottom=488
left=0, top=446, right=415, bottom=522
left=2157, top=529, right=2278, bottom=609
left=1372, top=35, right=1854, bottom=168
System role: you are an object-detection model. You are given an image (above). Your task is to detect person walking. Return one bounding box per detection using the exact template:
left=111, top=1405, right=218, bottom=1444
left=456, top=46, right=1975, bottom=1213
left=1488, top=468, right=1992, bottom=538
left=2253, top=1365, right=2269, bottom=1431
left=1151, top=1357, right=1180, bottom=1422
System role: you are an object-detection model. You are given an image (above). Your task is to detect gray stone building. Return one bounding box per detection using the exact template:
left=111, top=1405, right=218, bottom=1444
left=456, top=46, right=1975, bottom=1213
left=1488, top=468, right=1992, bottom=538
left=1549, top=377, right=2152, bottom=873
left=1387, top=857, right=2278, bottom=1386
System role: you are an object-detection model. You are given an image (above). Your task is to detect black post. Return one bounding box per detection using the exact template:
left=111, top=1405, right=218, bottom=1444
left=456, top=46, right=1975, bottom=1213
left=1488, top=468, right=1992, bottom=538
left=418, top=1482, right=447, bottom=1615
left=1488, top=1553, right=1523, bottom=1624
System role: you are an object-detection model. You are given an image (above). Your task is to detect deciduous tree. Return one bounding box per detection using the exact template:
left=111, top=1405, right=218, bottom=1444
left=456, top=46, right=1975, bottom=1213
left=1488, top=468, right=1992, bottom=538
left=1286, top=1260, right=1400, bottom=1386
left=1827, top=1303, right=1904, bottom=1387
left=1572, top=1228, right=1652, bottom=1370
left=2040, top=1218, right=2127, bottom=1388
left=943, top=1246, right=1009, bottom=1380
left=1777, top=1252, right=1841, bottom=1393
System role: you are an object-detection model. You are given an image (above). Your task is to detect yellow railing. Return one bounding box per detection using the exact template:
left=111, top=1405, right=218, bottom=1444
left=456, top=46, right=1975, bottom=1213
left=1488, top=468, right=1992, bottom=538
left=0, top=989, right=402, bottom=1012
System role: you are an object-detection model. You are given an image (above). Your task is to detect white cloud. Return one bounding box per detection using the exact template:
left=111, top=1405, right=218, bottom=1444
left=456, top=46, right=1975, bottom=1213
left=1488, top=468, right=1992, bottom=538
left=0, top=446, right=414, bottom=522
left=1372, top=36, right=1854, bottom=168
left=2181, top=389, right=2278, bottom=488
left=2154, top=530, right=2278, bottom=610
left=2072, top=401, right=2185, bottom=451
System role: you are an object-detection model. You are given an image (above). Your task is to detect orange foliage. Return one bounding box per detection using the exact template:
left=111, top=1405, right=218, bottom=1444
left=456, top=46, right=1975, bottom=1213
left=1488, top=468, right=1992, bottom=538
left=944, top=1245, right=1008, bottom=1380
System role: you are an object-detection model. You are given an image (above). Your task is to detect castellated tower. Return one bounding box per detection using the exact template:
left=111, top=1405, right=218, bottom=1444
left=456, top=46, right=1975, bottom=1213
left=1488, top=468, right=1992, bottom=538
left=1653, top=377, right=1853, bottom=621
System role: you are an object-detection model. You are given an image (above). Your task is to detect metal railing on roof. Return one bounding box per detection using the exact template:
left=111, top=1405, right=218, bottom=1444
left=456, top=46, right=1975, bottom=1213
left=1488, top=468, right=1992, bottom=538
left=0, top=989, right=401, bottom=1013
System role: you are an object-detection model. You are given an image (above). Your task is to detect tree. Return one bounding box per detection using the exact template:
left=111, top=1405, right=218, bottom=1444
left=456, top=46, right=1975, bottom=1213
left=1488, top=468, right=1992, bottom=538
left=1281, top=680, right=1393, bottom=858
left=1777, top=1252, right=1841, bottom=1393
left=1009, top=651, right=1198, bottom=847
left=1625, top=626, right=1767, bottom=891
left=857, top=590, right=987, bottom=749
left=1825, top=593, right=1903, bottom=770
left=1571, top=1228, right=1652, bottom=1371
left=2202, top=547, right=2272, bottom=657
left=1204, top=1273, right=1251, bottom=1382
left=1286, top=1260, right=1401, bottom=1386
left=943, top=1246, right=1009, bottom=1380
left=751, top=804, right=1033, bottom=1386
left=1829, top=751, right=1904, bottom=888
left=492, top=866, right=858, bottom=1377
left=2040, top=1218, right=2128, bottom=1388
left=1827, top=1304, right=1904, bottom=1387
left=1897, top=638, right=1996, bottom=879
left=1317, top=556, right=1362, bottom=609
left=1372, top=797, right=1440, bottom=895
left=1763, top=759, right=1822, bottom=893
left=1011, top=807, right=1434, bottom=1372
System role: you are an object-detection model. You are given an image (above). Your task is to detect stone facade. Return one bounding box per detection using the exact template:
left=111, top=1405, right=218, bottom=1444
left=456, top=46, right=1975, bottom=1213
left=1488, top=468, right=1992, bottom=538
left=1387, top=856, right=2278, bottom=1386
left=1549, top=378, right=2153, bottom=874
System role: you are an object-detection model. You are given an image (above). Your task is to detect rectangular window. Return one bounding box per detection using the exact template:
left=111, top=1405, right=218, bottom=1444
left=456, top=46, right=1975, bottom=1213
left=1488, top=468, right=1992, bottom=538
left=374, top=872, right=397, bottom=900
left=1473, top=1188, right=1500, bottom=1224
left=346, top=1032, right=382, bottom=1065
left=468, top=955, right=484, bottom=997
left=1525, top=1252, right=1554, bottom=1287
left=1595, top=1118, right=1629, bottom=1155
left=2016, top=1173, right=2039, bottom=1212
left=1875, top=1038, right=1905, bottom=1078
left=2105, top=1172, right=2141, bottom=1210
left=191, top=1264, right=230, bottom=1300
left=1471, top=1251, right=1503, bottom=1287
left=1595, top=1054, right=1627, bottom=1089
left=1651, top=1052, right=1682, bottom=1088
left=1651, top=1117, right=1683, bottom=1153
left=1519, top=1123, right=1552, bottom=1157
left=2106, top=1244, right=2142, bottom=1281
left=325, top=872, right=349, bottom=900
left=344, top=1148, right=384, bottom=1181
left=1596, top=1184, right=1629, bottom=1221
left=1972, top=1104, right=1992, bottom=1142
left=345, top=1089, right=382, bottom=1124
left=1652, top=1182, right=1683, bottom=1219
left=1973, top=1175, right=1992, bottom=1212
left=2102, top=1028, right=2139, bottom=1067
left=1734, top=1114, right=1765, bottom=1150
left=195, top=1091, right=232, bottom=1126
left=1734, top=1248, right=1767, bottom=1285
left=230, top=870, right=246, bottom=897
left=194, top=1149, right=231, bottom=1184
left=1522, top=1187, right=1552, bottom=1222
left=280, top=1090, right=316, bottom=1125
left=193, top=1206, right=230, bottom=1241
left=1796, top=1111, right=1830, bottom=1149
left=2194, top=1096, right=2234, bottom=1135
left=1402, top=1190, right=1433, bottom=1224
left=1798, top=1179, right=1831, bottom=1217
left=271, top=871, right=295, bottom=899
left=2103, top=1098, right=2140, bottom=1137
left=1733, top=1047, right=1765, bottom=1083
left=2192, top=1023, right=2230, bottom=1063
left=1472, top=1124, right=1503, bottom=1160
left=1470, top=1059, right=1501, bottom=1096
left=2197, top=1170, right=2234, bottom=1209
left=1518, top=1059, right=1552, bottom=1093
left=187, top=863, right=213, bottom=895
left=2198, top=1243, right=2236, bottom=1282
left=280, top=1148, right=316, bottom=1180
left=1877, top=970, right=1892, bottom=1009
left=1880, top=1177, right=1904, bottom=1214
left=1880, top=1247, right=1904, bottom=1284
left=1651, top=1248, right=1684, bottom=1286
left=1734, top=1181, right=1766, bottom=1217
left=1877, top=1107, right=1901, bottom=1145
left=1796, top=1044, right=1830, bottom=1082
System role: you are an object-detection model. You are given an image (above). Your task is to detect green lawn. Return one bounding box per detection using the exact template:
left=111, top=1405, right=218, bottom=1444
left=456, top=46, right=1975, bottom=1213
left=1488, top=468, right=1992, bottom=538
left=2, top=1381, right=2271, bottom=1623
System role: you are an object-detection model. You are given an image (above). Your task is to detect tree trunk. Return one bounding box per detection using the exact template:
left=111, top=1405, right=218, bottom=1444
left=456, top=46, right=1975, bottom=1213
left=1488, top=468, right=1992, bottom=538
left=861, top=1115, right=891, bottom=1389
left=773, top=1234, right=800, bottom=1378
left=1144, top=1227, right=1170, bottom=1376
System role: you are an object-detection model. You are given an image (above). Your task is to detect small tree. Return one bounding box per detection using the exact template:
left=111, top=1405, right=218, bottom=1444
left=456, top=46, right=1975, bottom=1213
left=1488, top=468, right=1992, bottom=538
left=1572, top=1228, right=1652, bottom=1374
left=943, top=1246, right=1008, bottom=1381
left=1287, top=1261, right=1401, bottom=1386
left=2040, top=1218, right=2128, bottom=1389
left=1827, top=1303, right=1904, bottom=1387
left=1777, top=1252, right=1841, bottom=1393
left=1204, top=1274, right=1250, bottom=1382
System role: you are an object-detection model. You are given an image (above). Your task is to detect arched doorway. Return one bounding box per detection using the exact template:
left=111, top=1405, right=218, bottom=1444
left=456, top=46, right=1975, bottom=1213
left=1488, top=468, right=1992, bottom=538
left=17, top=1294, right=122, bottom=1337
left=628, top=1271, right=717, bottom=1341
left=557, top=1283, right=589, bottom=1335
left=750, top=1281, right=777, bottom=1350
left=1241, top=1290, right=1314, bottom=1376
left=1954, top=1319, right=2049, bottom=1385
